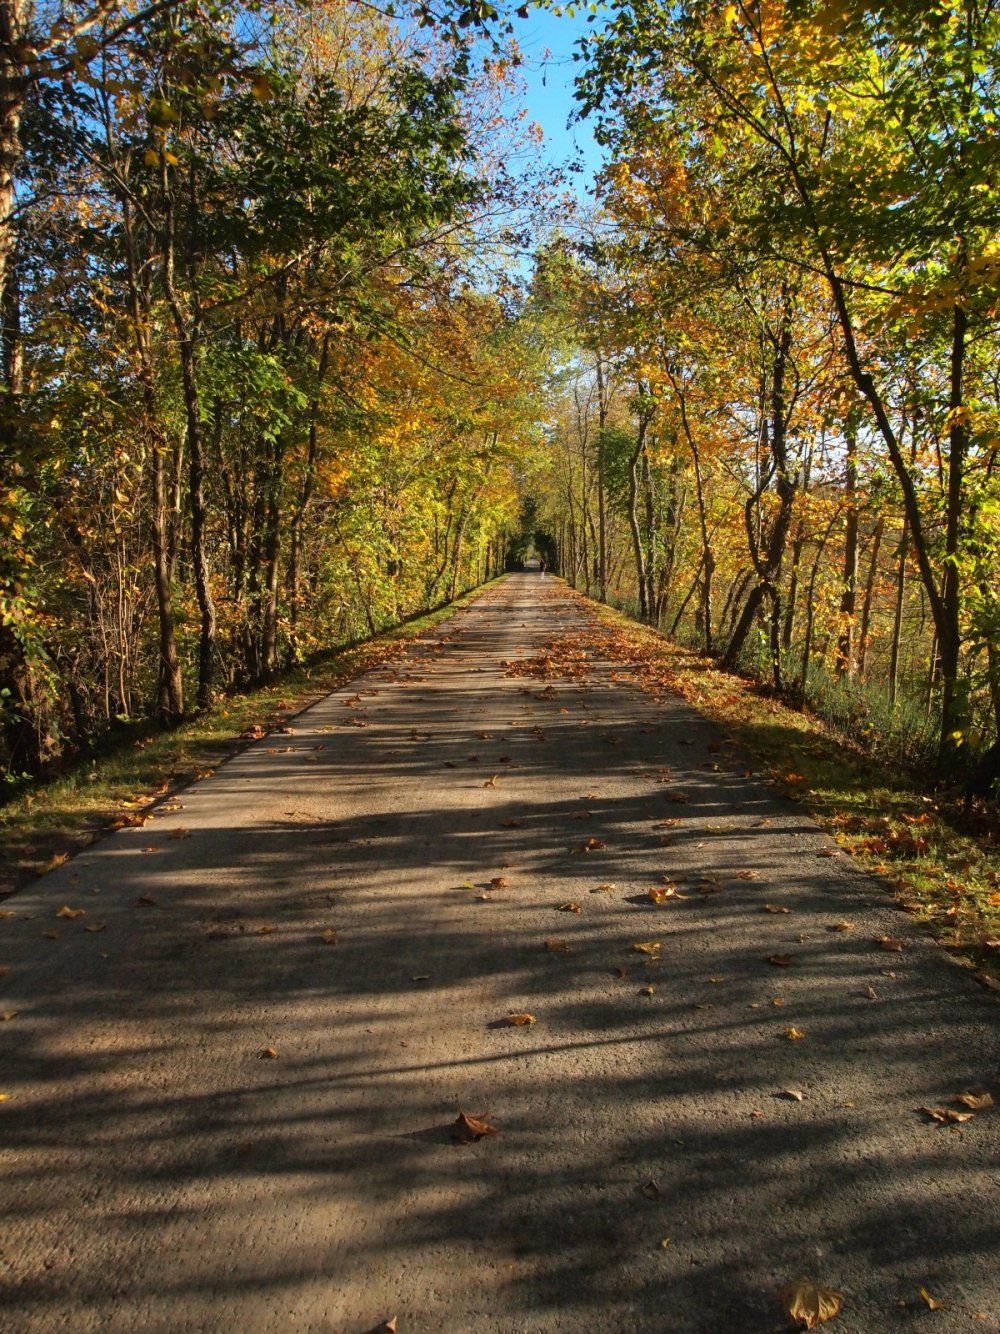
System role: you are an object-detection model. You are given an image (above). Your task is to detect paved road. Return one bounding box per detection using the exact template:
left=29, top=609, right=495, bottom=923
left=1, top=575, right=997, bottom=1333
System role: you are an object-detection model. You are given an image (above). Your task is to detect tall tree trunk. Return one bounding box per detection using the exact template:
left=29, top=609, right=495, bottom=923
left=161, top=167, right=215, bottom=709
left=836, top=411, right=859, bottom=677
left=626, top=425, right=648, bottom=621
left=857, top=515, right=884, bottom=680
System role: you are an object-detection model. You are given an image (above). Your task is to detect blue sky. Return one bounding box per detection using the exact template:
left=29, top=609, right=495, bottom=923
left=507, top=6, right=607, bottom=191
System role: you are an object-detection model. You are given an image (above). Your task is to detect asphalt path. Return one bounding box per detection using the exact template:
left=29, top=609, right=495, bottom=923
left=1, top=574, right=997, bottom=1333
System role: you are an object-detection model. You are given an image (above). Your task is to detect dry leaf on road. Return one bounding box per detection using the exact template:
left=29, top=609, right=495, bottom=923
left=55, top=906, right=85, bottom=919
left=954, top=1091, right=993, bottom=1110
left=919, top=1105, right=974, bottom=1123
left=543, top=938, right=572, bottom=954
left=919, top=1288, right=942, bottom=1310
left=784, top=1026, right=806, bottom=1041
left=558, top=902, right=582, bottom=913
left=452, top=1111, right=498, bottom=1143
left=778, top=1278, right=843, bottom=1328
left=876, top=936, right=905, bottom=951
left=631, top=941, right=662, bottom=958
left=507, top=1013, right=536, bottom=1026
left=767, top=954, right=795, bottom=967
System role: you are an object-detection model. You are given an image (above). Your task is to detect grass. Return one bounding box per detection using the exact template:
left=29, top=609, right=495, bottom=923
left=0, top=582, right=494, bottom=899
left=575, top=588, right=1000, bottom=994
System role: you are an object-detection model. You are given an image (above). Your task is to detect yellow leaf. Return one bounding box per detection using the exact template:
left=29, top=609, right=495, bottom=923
left=778, top=1278, right=843, bottom=1328
left=56, top=905, right=85, bottom=919
left=631, top=941, right=662, bottom=957
left=920, top=1288, right=942, bottom=1310
left=763, top=904, right=792, bottom=914
left=251, top=74, right=274, bottom=102
left=784, top=1026, right=806, bottom=1040
left=143, top=148, right=160, bottom=167
left=558, top=902, right=582, bottom=912
left=259, top=1046, right=279, bottom=1059
left=722, top=3, right=738, bottom=24
left=507, top=1012, right=536, bottom=1026
left=0, top=1012, right=17, bottom=1021
left=0, top=1092, right=10, bottom=1102
left=954, top=1091, right=993, bottom=1110
left=320, top=928, right=337, bottom=945
left=781, top=1088, right=805, bottom=1101
left=920, top=1105, right=974, bottom=1123
left=876, top=936, right=905, bottom=951
left=163, top=150, right=179, bottom=166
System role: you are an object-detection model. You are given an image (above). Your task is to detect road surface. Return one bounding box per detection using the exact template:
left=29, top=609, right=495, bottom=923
left=1, top=575, right=997, bottom=1332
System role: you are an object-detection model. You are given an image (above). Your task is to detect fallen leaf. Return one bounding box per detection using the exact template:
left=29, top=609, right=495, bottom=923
left=168, top=827, right=192, bottom=839
left=594, top=883, right=616, bottom=893
left=558, top=902, right=582, bottom=913
left=55, top=905, right=85, bottom=919
left=411, top=974, right=430, bottom=982
left=640, top=1179, right=660, bottom=1199
left=631, top=941, right=662, bottom=958
left=641, top=984, right=655, bottom=996
left=866, top=985, right=879, bottom=1000
left=582, top=837, right=606, bottom=852
left=0, top=1012, right=17, bottom=1021
left=784, top=1026, right=806, bottom=1040
left=136, top=894, right=158, bottom=907
left=452, top=1111, right=498, bottom=1143
left=919, top=1106, right=973, bottom=1123
left=0, top=1092, right=9, bottom=1101
left=875, top=936, right=905, bottom=951
left=781, top=1088, right=805, bottom=1101
left=767, top=954, right=795, bottom=967
left=544, top=938, right=572, bottom=954
left=953, top=1091, right=993, bottom=1110
left=507, top=1012, right=536, bottom=1026
left=659, top=1237, right=671, bottom=1249
left=500, top=819, right=524, bottom=828
left=778, top=1278, right=843, bottom=1329
left=669, top=792, right=690, bottom=804
left=972, top=970, right=1000, bottom=993
left=817, top=848, right=839, bottom=858
left=0, top=909, right=16, bottom=919
left=771, top=996, right=785, bottom=1006
left=827, top=922, right=854, bottom=932
left=42, top=930, right=60, bottom=940
left=763, top=904, right=792, bottom=915
left=382, top=1320, right=398, bottom=1333
left=320, top=928, right=337, bottom=945
left=919, top=1288, right=942, bottom=1311
left=83, top=922, right=106, bottom=933
left=483, top=775, right=498, bottom=788
left=490, top=876, right=509, bottom=889
left=737, top=869, right=759, bottom=880
left=260, top=1046, right=280, bottom=1059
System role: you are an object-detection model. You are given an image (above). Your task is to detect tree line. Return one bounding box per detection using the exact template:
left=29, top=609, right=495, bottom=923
left=531, top=0, right=1000, bottom=779
left=0, top=0, right=543, bottom=783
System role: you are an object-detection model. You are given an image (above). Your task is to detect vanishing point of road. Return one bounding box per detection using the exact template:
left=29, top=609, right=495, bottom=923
left=1, top=575, right=997, bottom=1332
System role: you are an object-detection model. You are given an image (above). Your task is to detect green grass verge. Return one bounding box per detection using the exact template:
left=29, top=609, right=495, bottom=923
left=0, top=581, right=497, bottom=899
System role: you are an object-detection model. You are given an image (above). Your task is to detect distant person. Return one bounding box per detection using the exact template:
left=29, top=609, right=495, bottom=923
left=539, top=558, right=546, bottom=579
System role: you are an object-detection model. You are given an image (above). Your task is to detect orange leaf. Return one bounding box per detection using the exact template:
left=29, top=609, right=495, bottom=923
left=452, top=1111, right=498, bottom=1143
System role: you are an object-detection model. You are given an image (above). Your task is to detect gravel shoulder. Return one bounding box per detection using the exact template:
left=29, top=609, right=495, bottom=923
left=0, top=574, right=997, bottom=1333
